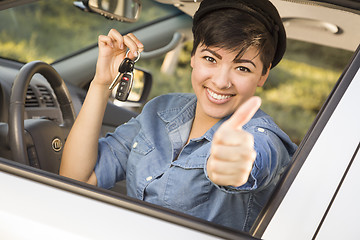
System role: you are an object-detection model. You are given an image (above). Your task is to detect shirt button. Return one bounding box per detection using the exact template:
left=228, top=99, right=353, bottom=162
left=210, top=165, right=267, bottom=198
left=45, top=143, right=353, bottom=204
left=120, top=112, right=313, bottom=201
left=133, top=142, right=138, bottom=148
left=258, top=127, right=265, bottom=133
left=146, top=176, right=153, bottom=181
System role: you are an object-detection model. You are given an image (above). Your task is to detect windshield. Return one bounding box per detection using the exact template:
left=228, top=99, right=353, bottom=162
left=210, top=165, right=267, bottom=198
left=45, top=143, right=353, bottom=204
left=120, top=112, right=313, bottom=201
left=0, top=0, right=180, bottom=63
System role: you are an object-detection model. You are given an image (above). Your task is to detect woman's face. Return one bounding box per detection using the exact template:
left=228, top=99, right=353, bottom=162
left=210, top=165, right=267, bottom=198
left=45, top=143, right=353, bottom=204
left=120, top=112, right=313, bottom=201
left=190, top=44, right=270, bottom=122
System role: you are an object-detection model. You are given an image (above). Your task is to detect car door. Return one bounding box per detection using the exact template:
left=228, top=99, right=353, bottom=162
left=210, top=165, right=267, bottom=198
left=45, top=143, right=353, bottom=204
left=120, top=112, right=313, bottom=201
left=254, top=45, right=360, bottom=239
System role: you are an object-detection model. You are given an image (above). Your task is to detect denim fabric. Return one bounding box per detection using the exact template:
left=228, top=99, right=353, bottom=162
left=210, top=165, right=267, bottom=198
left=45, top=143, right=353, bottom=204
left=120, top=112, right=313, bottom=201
left=94, top=93, right=297, bottom=232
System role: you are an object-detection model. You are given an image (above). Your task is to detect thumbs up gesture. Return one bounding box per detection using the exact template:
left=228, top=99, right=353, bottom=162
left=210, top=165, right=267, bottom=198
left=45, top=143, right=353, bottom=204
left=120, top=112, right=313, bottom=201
left=207, top=96, right=262, bottom=187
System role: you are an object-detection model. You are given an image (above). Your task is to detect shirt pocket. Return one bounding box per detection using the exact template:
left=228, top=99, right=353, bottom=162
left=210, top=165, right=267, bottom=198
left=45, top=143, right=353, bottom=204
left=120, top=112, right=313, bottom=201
left=163, top=163, right=211, bottom=212
left=131, top=132, right=155, bottom=156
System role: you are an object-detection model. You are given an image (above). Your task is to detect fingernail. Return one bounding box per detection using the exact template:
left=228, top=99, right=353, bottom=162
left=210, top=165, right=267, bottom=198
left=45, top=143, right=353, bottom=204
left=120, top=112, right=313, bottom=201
left=133, top=51, right=138, bottom=57
left=120, top=43, right=124, bottom=49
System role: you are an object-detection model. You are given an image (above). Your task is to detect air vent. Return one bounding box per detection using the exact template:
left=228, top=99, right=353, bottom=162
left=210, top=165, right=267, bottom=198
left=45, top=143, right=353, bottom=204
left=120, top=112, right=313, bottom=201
left=37, top=85, right=55, bottom=107
left=25, top=86, right=40, bottom=108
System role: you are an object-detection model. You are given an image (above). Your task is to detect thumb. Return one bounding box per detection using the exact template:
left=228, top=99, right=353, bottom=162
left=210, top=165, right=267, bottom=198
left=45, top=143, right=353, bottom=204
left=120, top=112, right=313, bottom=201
left=225, top=96, right=262, bottom=131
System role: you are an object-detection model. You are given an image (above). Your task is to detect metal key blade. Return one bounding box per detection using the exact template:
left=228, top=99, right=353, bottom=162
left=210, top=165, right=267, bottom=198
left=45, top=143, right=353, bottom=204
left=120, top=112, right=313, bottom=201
left=109, top=72, right=123, bottom=90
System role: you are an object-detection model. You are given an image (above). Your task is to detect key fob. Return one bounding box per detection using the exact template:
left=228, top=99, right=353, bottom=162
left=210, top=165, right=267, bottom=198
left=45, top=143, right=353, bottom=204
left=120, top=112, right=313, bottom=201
left=119, top=58, right=134, bottom=73
left=115, top=72, right=133, bottom=101
left=110, top=50, right=140, bottom=101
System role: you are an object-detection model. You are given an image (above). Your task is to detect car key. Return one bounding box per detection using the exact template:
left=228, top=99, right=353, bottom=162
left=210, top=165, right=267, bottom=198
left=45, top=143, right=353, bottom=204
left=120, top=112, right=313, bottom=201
left=108, top=57, right=134, bottom=91
left=108, top=50, right=140, bottom=101
left=114, top=55, right=136, bottom=101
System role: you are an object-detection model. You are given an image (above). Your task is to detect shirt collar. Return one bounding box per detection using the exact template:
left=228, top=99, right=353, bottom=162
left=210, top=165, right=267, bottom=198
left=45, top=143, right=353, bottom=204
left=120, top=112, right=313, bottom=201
left=157, top=94, right=233, bottom=141
left=157, top=94, right=197, bottom=124
left=199, top=117, right=228, bottom=142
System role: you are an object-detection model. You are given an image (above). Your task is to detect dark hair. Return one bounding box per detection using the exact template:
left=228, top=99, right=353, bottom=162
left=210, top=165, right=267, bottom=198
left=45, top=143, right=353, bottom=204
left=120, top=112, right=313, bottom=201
left=191, top=8, right=276, bottom=75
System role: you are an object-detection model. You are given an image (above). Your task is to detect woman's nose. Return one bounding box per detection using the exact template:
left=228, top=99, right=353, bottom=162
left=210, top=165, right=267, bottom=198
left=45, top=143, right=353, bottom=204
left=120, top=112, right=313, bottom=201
left=211, top=67, right=232, bottom=89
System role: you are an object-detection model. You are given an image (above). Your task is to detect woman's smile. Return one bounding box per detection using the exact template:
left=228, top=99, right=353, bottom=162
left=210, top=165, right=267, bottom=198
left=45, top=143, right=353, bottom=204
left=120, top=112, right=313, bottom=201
left=206, top=87, right=234, bottom=103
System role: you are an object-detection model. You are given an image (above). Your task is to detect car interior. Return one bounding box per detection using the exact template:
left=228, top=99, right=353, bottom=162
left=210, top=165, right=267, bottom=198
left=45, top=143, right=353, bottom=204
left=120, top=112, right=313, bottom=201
left=0, top=0, right=359, bottom=238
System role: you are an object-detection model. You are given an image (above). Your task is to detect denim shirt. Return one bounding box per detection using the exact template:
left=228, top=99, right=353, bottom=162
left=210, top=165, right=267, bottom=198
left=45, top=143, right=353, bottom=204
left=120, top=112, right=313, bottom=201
left=95, top=93, right=297, bottom=232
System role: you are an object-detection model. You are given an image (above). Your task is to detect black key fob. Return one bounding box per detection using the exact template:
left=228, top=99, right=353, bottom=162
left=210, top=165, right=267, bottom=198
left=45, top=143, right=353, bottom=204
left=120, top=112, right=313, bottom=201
left=119, top=58, right=134, bottom=73
left=115, top=72, right=133, bottom=101
left=110, top=50, right=140, bottom=101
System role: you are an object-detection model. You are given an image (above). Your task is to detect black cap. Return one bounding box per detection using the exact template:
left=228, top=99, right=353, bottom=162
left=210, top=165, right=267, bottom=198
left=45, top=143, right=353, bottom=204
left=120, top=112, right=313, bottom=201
left=193, top=0, right=286, bottom=68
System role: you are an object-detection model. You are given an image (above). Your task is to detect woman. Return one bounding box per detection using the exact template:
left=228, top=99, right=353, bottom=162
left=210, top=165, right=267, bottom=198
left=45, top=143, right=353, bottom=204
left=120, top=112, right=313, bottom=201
left=60, top=0, right=297, bottom=232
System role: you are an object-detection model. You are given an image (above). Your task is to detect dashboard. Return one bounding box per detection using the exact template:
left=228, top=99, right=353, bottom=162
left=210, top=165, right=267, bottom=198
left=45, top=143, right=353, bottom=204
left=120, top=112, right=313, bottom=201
left=0, top=59, right=138, bottom=162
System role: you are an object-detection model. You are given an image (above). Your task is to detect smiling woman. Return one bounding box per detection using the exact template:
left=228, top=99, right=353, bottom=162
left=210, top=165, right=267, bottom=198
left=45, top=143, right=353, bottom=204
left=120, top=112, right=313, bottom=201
left=59, top=0, right=297, bottom=233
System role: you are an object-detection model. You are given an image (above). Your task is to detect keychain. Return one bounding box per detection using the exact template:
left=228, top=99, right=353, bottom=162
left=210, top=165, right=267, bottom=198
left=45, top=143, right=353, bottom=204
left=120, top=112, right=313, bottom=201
left=109, top=50, right=140, bottom=101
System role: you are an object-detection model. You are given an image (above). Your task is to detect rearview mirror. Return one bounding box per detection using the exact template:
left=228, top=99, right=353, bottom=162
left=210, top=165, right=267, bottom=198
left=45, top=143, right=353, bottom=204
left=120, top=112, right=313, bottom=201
left=78, top=0, right=141, bottom=22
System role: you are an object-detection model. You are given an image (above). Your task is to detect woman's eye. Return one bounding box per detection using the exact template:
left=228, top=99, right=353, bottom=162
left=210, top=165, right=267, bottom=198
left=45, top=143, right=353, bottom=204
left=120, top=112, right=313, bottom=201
left=236, top=66, right=251, bottom=72
left=204, top=56, right=216, bottom=63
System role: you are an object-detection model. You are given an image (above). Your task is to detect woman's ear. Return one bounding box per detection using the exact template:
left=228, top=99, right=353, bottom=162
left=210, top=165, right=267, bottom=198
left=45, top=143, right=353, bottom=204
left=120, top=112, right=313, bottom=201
left=257, top=64, right=271, bottom=87
left=190, top=55, right=195, bottom=69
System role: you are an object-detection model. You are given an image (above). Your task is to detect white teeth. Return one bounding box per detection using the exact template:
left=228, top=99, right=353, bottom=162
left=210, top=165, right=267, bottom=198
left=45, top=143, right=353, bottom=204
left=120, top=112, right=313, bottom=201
left=207, top=89, right=231, bottom=100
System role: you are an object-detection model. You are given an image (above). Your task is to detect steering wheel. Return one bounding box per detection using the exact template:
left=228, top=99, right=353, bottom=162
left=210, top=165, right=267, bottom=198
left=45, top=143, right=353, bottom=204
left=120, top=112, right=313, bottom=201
left=9, top=61, right=75, bottom=174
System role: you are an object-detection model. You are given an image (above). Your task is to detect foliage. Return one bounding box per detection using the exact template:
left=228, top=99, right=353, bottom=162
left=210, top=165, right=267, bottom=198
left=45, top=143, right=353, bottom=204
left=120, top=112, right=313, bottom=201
left=260, top=41, right=353, bottom=144
left=257, top=59, right=342, bottom=143
left=0, top=0, right=108, bottom=62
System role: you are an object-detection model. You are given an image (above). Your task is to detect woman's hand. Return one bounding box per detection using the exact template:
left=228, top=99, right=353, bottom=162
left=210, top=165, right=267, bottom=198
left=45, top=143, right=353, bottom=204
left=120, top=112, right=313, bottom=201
left=207, top=96, right=261, bottom=187
left=94, top=29, right=144, bottom=86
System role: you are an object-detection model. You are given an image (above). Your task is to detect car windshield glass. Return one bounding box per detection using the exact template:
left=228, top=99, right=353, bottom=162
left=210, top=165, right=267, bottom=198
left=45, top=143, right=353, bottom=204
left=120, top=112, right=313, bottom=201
left=0, top=0, right=180, bottom=64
